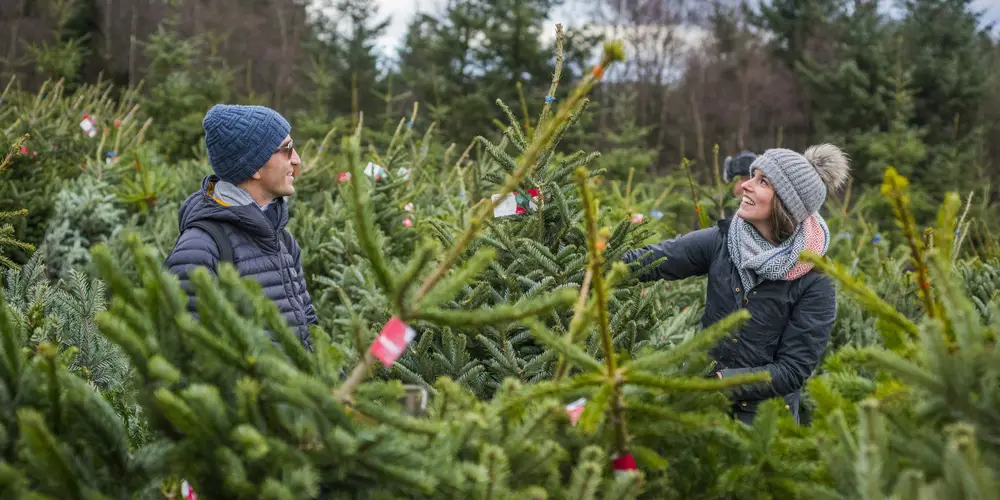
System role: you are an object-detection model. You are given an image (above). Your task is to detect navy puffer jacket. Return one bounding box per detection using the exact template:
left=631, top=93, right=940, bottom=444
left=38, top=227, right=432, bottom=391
left=164, top=176, right=317, bottom=349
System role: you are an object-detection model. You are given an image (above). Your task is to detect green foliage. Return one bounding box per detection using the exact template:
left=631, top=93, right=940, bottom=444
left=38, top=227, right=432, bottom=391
left=42, top=175, right=126, bottom=280
left=19, top=0, right=93, bottom=84
left=0, top=285, right=154, bottom=498
left=0, top=77, right=148, bottom=261
left=6, top=5, right=1000, bottom=497
left=747, top=0, right=843, bottom=70
left=141, top=23, right=235, bottom=161
left=0, top=208, right=33, bottom=271
left=398, top=3, right=600, bottom=143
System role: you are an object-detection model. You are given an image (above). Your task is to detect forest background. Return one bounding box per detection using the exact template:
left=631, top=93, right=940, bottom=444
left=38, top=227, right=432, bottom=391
left=6, top=0, right=1000, bottom=228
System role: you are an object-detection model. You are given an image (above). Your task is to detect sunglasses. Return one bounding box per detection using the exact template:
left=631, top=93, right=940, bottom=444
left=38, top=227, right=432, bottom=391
left=273, top=139, right=295, bottom=159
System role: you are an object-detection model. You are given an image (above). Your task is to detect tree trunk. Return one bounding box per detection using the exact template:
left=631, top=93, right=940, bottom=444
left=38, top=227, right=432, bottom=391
left=273, top=0, right=289, bottom=108
left=738, top=61, right=750, bottom=150
left=689, top=74, right=706, bottom=176
left=128, top=0, right=139, bottom=87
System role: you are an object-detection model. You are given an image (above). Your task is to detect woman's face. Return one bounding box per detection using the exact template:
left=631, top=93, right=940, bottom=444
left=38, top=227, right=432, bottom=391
left=736, top=170, right=774, bottom=224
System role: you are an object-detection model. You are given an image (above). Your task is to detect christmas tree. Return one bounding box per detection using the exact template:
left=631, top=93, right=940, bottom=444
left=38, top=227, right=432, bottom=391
left=5, top=14, right=1000, bottom=499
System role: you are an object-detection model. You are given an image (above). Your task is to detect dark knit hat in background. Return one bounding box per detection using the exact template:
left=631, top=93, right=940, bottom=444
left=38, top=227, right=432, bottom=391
left=749, top=144, right=850, bottom=225
left=202, top=104, right=291, bottom=185
left=723, top=151, right=758, bottom=182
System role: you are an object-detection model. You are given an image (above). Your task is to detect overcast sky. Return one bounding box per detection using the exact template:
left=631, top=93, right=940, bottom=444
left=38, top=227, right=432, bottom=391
left=368, top=0, right=589, bottom=55
left=365, top=0, right=1000, bottom=57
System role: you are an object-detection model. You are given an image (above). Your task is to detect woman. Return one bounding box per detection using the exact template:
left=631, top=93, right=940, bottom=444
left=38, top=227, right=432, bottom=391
left=623, top=145, right=849, bottom=425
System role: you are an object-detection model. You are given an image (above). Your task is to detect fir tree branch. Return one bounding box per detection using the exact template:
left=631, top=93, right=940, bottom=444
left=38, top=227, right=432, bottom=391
left=799, top=250, right=919, bottom=350
left=554, top=267, right=593, bottom=380
left=411, top=42, right=625, bottom=308
left=881, top=168, right=937, bottom=318
left=334, top=351, right=376, bottom=405
left=578, top=381, right=614, bottom=435
left=575, top=168, right=616, bottom=374
left=566, top=454, right=602, bottom=499
left=0, top=289, right=24, bottom=391
left=497, top=99, right=528, bottom=151
left=335, top=42, right=626, bottom=406
left=861, top=348, right=946, bottom=395
left=535, top=25, right=564, bottom=135
left=1, top=134, right=29, bottom=175
left=499, top=373, right=606, bottom=411
left=624, top=310, right=749, bottom=373
left=934, top=192, right=961, bottom=265
left=391, top=240, right=437, bottom=313
left=952, top=191, right=974, bottom=261
left=625, top=371, right=771, bottom=393
left=522, top=319, right=604, bottom=374
left=925, top=251, right=980, bottom=348
left=418, top=247, right=496, bottom=310
left=16, top=409, right=86, bottom=499
left=625, top=401, right=710, bottom=428
left=575, top=166, right=630, bottom=455
left=39, top=343, right=63, bottom=435
left=414, top=288, right=575, bottom=328
left=0, top=235, right=35, bottom=252
left=345, top=129, right=396, bottom=299
left=0, top=255, right=17, bottom=271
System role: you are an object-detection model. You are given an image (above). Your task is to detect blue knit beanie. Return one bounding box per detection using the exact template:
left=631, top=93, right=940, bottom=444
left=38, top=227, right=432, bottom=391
left=202, top=104, right=291, bottom=184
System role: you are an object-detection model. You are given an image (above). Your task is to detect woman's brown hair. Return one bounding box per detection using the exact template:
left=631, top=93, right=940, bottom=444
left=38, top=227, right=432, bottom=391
left=770, top=196, right=798, bottom=243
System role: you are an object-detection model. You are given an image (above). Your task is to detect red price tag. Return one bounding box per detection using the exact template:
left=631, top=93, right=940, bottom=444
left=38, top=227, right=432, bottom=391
left=612, top=454, right=637, bottom=476
left=565, top=398, right=586, bottom=426
left=370, top=317, right=416, bottom=367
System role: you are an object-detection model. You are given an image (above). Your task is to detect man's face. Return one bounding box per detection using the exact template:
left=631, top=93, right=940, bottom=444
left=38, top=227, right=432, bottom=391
left=732, top=176, right=745, bottom=197
left=253, top=135, right=299, bottom=198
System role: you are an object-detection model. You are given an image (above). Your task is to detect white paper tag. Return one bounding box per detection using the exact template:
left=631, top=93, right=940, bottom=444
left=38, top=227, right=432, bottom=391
left=181, top=480, right=198, bottom=500
left=491, top=193, right=518, bottom=217
left=80, top=116, right=96, bottom=138
left=364, top=162, right=386, bottom=179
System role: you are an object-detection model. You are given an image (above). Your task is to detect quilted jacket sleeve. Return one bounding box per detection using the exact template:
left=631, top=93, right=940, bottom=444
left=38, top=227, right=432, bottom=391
left=163, top=227, right=220, bottom=314
left=620, top=226, right=720, bottom=282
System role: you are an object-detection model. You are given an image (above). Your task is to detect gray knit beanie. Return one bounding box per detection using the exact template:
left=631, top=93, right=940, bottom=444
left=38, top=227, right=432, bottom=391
left=749, top=144, right=850, bottom=225
left=203, top=104, right=291, bottom=185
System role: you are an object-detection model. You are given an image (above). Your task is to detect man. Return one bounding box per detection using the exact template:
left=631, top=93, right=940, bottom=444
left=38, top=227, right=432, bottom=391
left=723, top=151, right=758, bottom=197
left=164, top=104, right=317, bottom=350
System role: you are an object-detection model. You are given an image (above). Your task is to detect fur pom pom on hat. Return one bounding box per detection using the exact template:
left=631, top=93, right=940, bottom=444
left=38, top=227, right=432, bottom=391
left=804, top=143, right=851, bottom=192
left=749, top=143, right=850, bottom=225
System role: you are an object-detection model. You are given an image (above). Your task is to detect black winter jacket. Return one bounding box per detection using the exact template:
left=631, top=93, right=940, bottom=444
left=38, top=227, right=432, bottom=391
left=622, top=219, right=836, bottom=424
left=164, top=176, right=317, bottom=349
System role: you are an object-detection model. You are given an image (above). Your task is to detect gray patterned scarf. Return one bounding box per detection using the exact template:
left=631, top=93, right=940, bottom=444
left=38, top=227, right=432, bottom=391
left=727, top=213, right=830, bottom=292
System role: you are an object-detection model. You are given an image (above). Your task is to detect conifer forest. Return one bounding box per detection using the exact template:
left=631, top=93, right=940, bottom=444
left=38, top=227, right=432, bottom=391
left=5, top=0, right=1000, bottom=498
